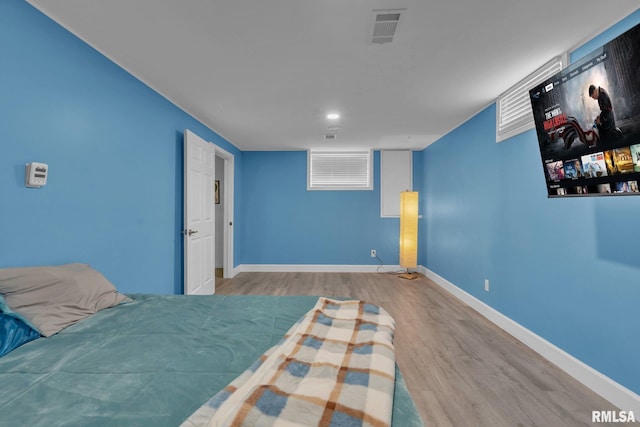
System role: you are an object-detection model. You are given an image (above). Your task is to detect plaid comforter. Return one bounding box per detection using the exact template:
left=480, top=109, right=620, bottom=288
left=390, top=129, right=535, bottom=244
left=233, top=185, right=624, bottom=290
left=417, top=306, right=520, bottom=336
left=182, top=297, right=396, bottom=427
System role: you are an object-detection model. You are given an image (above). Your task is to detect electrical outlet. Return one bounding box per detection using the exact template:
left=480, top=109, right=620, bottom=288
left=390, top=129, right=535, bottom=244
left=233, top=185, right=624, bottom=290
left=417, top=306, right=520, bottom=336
left=484, top=279, right=490, bottom=292
left=370, top=249, right=376, bottom=257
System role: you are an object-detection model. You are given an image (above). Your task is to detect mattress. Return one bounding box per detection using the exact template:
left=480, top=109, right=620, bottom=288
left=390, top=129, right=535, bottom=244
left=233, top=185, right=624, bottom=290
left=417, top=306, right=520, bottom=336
left=0, top=294, right=422, bottom=426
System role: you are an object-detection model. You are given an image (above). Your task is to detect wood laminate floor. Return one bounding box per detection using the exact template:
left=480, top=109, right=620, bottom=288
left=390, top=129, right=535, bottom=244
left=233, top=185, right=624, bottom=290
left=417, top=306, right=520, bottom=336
left=216, top=272, right=619, bottom=427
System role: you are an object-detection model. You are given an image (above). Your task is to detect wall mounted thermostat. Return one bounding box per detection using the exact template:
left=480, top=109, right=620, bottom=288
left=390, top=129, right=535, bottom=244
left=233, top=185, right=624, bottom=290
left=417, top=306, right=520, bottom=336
left=25, top=162, right=48, bottom=188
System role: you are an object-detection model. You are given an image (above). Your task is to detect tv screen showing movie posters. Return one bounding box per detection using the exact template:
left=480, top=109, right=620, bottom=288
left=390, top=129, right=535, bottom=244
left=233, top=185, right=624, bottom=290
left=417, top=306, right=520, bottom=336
left=529, top=22, right=640, bottom=197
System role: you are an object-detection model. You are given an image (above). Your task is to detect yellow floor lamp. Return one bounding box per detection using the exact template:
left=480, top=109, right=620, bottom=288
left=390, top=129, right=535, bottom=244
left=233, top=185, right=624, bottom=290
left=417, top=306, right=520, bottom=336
left=399, top=191, right=419, bottom=280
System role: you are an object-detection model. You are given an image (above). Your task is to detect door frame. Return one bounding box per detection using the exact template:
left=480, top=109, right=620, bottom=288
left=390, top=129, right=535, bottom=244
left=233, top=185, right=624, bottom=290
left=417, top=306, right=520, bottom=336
left=214, top=144, right=235, bottom=278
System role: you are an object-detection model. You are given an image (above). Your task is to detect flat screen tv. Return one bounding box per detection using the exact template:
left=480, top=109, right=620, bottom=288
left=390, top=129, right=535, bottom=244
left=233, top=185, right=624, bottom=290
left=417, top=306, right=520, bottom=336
left=529, top=22, right=640, bottom=197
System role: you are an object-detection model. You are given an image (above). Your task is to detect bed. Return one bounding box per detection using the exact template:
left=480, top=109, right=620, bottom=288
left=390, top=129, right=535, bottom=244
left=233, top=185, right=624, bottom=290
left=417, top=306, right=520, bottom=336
left=0, top=265, right=423, bottom=426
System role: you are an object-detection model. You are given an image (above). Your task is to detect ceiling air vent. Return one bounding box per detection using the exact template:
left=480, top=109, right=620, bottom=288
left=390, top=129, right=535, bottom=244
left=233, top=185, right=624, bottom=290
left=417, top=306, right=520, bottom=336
left=371, top=9, right=405, bottom=44
left=324, top=134, right=337, bottom=140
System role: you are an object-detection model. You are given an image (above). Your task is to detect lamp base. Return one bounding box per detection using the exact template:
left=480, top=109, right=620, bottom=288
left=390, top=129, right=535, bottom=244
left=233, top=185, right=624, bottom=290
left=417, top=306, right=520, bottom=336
left=398, top=272, right=419, bottom=280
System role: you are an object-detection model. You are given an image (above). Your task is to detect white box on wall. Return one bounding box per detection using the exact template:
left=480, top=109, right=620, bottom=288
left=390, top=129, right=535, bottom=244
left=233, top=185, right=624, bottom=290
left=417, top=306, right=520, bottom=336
left=380, top=150, right=412, bottom=217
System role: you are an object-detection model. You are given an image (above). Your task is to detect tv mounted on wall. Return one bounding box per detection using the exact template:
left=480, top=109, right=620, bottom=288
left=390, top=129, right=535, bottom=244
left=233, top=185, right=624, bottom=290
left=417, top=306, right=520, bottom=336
left=529, top=22, right=640, bottom=197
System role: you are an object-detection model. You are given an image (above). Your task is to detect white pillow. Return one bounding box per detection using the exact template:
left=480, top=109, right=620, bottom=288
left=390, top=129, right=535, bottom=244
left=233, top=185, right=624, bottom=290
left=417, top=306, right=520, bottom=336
left=0, top=263, right=130, bottom=337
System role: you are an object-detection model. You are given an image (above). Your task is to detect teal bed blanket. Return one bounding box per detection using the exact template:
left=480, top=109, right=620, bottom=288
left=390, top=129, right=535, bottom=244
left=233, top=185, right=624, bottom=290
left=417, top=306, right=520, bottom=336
left=0, top=294, right=422, bottom=426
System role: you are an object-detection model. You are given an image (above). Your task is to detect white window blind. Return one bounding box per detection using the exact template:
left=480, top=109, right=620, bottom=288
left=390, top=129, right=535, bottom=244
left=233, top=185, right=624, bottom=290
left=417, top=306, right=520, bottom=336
left=496, top=54, right=567, bottom=143
left=307, top=150, right=373, bottom=190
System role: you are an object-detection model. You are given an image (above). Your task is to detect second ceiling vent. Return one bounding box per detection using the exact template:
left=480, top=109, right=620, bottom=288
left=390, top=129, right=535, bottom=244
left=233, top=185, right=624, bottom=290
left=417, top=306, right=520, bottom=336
left=371, top=9, right=405, bottom=44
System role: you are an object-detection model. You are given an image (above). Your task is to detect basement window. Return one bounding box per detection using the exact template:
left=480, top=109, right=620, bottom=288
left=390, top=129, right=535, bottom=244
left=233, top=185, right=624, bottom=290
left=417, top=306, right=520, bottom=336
left=496, top=54, right=567, bottom=142
left=307, top=150, right=373, bottom=190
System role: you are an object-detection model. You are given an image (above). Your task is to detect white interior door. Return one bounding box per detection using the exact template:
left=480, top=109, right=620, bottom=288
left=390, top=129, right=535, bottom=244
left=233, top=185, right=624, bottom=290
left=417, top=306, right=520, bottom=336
left=184, top=129, right=215, bottom=295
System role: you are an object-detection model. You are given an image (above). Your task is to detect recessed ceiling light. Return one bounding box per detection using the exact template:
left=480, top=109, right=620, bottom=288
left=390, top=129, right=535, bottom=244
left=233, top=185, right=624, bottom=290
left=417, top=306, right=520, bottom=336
left=326, top=113, right=340, bottom=120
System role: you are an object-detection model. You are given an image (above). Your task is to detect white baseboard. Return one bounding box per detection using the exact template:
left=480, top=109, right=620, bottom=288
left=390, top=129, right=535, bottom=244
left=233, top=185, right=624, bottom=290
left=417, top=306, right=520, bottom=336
left=420, top=266, right=640, bottom=414
left=235, top=264, right=402, bottom=274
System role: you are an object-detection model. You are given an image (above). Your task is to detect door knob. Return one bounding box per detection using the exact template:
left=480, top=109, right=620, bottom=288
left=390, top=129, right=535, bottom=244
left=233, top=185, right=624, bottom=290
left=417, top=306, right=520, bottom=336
left=188, top=229, right=198, bottom=236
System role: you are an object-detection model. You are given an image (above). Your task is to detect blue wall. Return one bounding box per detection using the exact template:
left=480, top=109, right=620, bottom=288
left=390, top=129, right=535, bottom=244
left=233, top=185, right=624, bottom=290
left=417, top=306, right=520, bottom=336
left=239, top=151, right=402, bottom=266
left=0, top=0, right=241, bottom=294
left=419, top=9, right=640, bottom=395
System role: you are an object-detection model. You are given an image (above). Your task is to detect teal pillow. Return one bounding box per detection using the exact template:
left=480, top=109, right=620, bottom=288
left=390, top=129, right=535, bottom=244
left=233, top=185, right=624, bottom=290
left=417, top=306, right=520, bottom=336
left=0, top=294, right=37, bottom=331
left=0, top=311, right=40, bottom=357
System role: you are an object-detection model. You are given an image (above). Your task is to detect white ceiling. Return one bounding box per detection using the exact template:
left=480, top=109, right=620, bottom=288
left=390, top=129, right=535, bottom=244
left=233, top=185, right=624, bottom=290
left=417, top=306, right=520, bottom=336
left=27, top=0, right=639, bottom=151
